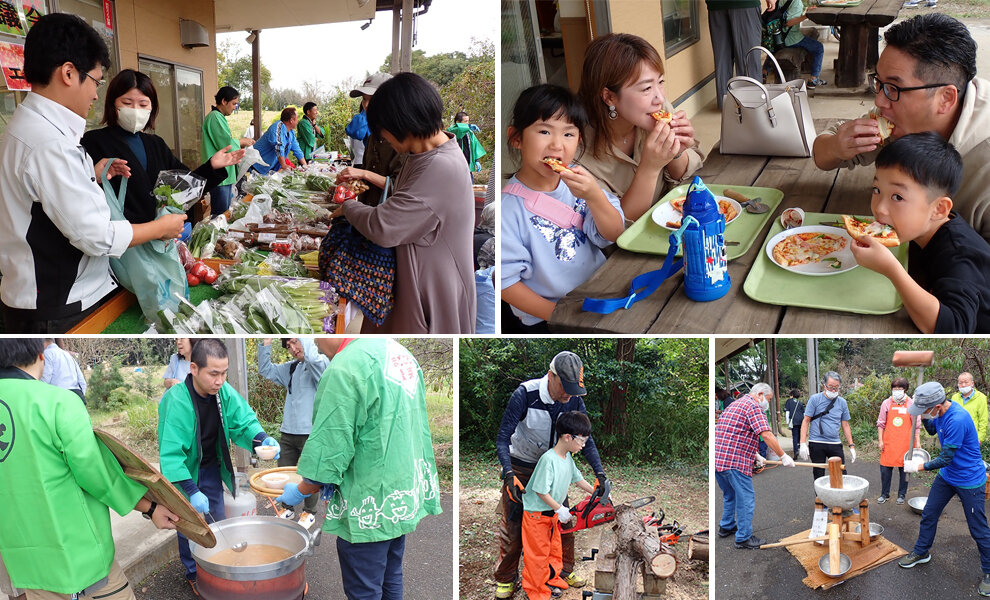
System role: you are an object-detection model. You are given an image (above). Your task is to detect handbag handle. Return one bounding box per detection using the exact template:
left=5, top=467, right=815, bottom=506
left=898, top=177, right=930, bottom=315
left=725, top=76, right=777, bottom=127
left=746, top=45, right=786, bottom=83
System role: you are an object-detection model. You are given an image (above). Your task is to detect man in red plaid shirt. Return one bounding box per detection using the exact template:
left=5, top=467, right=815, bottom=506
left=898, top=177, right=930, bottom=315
left=715, top=382, right=794, bottom=548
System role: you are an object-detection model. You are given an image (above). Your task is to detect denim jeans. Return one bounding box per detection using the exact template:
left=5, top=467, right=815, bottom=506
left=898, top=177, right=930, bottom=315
left=788, top=35, right=825, bottom=78
left=913, top=474, right=990, bottom=572
left=337, top=535, right=406, bottom=600
left=716, top=468, right=756, bottom=543
left=178, top=465, right=225, bottom=579
left=210, top=184, right=233, bottom=216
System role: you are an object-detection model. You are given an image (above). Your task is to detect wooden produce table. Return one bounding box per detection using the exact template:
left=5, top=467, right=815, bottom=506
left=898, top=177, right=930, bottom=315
left=549, top=119, right=918, bottom=335
left=806, top=0, right=902, bottom=87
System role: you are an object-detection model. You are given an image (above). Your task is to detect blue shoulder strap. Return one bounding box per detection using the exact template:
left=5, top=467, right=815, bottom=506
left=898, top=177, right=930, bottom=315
left=581, top=217, right=693, bottom=314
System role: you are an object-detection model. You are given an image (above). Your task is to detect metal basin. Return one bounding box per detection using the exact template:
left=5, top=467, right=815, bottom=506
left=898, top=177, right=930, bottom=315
left=190, top=516, right=321, bottom=600
left=904, top=448, right=931, bottom=464
left=852, top=522, right=884, bottom=540
left=818, top=552, right=852, bottom=578
left=908, top=496, right=927, bottom=515
left=814, top=475, right=870, bottom=510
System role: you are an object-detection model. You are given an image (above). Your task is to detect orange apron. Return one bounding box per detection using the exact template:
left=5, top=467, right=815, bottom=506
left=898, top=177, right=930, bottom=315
left=880, top=400, right=913, bottom=467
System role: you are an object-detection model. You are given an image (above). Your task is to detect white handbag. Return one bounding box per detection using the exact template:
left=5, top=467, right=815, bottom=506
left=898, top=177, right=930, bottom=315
left=720, top=46, right=817, bottom=157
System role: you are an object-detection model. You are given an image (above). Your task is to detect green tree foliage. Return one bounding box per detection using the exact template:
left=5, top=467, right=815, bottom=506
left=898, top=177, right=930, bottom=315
left=459, top=338, right=708, bottom=466
left=217, top=39, right=272, bottom=110
left=381, top=49, right=471, bottom=87
left=87, top=356, right=125, bottom=409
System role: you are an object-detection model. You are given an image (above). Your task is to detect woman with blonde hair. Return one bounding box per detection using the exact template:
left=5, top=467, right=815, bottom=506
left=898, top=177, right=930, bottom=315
left=577, top=33, right=705, bottom=221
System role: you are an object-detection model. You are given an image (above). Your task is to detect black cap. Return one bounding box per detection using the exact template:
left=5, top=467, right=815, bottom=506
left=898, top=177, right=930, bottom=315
left=550, top=351, right=586, bottom=396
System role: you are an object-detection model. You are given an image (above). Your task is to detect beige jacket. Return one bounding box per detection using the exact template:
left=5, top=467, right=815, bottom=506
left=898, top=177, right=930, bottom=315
left=821, top=78, right=990, bottom=241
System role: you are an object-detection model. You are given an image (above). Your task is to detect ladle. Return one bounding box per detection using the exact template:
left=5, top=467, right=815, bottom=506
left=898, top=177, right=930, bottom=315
left=206, top=512, right=247, bottom=552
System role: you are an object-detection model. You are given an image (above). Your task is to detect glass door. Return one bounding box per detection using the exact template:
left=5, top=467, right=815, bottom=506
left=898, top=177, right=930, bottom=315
left=175, top=66, right=203, bottom=167
left=139, top=58, right=176, bottom=154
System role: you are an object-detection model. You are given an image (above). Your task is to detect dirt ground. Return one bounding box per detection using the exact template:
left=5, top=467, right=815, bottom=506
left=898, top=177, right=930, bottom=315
left=913, top=0, right=990, bottom=19
left=458, top=461, right=708, bottom=600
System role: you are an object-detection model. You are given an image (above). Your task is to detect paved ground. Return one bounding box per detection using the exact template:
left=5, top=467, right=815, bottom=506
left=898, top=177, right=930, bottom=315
left=713, top=459, right=988, bottom=599
left=133, top=493, right=453, bottom=600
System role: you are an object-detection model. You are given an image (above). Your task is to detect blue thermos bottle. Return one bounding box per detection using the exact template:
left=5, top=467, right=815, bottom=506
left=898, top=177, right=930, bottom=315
left=680, top=176, right=730, bottom=301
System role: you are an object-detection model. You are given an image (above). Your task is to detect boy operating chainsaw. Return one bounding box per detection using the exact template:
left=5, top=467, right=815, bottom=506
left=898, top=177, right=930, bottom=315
left=521, top=411, right=596, bottom=600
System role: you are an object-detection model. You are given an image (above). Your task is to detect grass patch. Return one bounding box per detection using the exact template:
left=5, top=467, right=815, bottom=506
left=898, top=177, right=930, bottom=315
left=427, top=386, right=454, bottom=491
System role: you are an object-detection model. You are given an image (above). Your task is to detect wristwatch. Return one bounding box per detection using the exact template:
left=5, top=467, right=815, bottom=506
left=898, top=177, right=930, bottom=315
left=142, top=501, right=158, bottom=520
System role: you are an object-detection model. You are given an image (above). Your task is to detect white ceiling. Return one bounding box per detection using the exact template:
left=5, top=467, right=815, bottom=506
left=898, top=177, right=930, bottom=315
left=214, top=0, right=377, bottom=33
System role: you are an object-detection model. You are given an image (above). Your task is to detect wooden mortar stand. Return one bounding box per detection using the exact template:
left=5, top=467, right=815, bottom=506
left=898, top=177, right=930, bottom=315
left=822, top=456, right=871, bottom=575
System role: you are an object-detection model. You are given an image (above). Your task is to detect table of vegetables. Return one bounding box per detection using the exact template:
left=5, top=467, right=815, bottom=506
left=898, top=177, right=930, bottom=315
left=139, top=162, right=347, bottom=334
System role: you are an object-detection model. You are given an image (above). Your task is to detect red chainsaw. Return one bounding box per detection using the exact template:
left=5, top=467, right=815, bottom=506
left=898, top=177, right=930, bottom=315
left=559, top=480, right=655, bottom=534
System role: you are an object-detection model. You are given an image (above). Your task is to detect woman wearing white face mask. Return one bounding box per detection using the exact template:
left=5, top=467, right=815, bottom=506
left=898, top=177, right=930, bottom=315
left=876, top=377, right=922, bottom=505
left=81, top=69, right=245, bottom=228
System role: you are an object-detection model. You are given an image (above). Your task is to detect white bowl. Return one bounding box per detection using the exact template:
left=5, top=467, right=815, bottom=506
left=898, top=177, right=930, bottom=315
left=260, top=473, right=290, bottom=490
left=780, top=207, right=805, bottom=229
left=255, top=446, right=278, bottom=460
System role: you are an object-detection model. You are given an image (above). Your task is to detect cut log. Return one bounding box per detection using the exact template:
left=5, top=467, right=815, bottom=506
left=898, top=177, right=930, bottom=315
left=687, top=531, right=709, bottom=561
left=612, top=504, right=676, bottom=600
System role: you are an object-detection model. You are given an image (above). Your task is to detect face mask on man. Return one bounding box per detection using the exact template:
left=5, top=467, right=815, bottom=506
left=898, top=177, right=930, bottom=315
left=959, top=386, right=973, bottom=396
left=759, top=397, right=769, bottom=412
left=824, top=390, right=839, bottom=400
left=118, top=106, right=151, bottom=134
left=892, top=389, right=906, bottom=402
left=921, top=407, right=937, bottom=420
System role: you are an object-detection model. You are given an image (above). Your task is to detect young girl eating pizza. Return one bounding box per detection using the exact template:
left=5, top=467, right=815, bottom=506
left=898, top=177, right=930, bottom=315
left=501, top=84, right=625, bottom=333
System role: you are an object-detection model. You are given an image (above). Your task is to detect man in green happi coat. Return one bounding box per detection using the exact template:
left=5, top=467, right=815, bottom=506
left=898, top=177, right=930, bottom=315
left=276, top=337, right=442, bottom=600
left=0, top=339, right=179, bottom=600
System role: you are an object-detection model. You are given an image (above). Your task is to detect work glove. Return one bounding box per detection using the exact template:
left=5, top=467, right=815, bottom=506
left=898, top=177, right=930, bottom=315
left=594, top=473, right=609, bottom=495
left=781, top=454, right=795, bottom=467
left=798, top=443, right=810, bottom=462
left=755, top=454, right=766, bottom=468
left=555, top=504, right=573, bottom=524
left=503, top=471, right=525, bottom=504
left=904, top=458, right=923, bottom=474
left=261, top=436, right=281, bottom=460
left=276, top=482, right=311, bottom=507
left=189, top=491, right=210, bottom=514
left=849, top=447, right=857, bottom=463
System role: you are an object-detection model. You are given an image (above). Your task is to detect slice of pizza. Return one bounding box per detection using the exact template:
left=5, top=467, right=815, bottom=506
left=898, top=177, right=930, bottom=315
left=869, top=109, right=895, bottom=144
left=541, top=157, right=572, bottom=174
left=773, top=232, right=847, bottom=267
left=842, top=215, right=901, bottom=247
left=669, top=196, right=686, bottom=213
left=651, top=110, right=673, bottom=123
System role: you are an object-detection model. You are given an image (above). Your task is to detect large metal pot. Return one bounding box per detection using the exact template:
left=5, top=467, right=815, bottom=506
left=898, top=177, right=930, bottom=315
left=190, top=516, right=321, bottom=600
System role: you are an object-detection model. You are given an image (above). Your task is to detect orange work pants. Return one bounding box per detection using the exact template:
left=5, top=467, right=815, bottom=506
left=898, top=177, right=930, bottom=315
left=521, top=510, right=568, bottom=600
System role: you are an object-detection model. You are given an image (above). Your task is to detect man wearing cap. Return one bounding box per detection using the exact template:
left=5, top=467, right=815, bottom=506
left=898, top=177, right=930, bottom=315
left=798, top=371, right=857, bottom=482
left=715, top=383, right=795, bottom=550
left=493, top=351, right=608, bottom=598
left=899, top=381, right=990, bottom=596
left=951, top=372, right=988, bottom=443
left=336, top=72, right=406, bottom=207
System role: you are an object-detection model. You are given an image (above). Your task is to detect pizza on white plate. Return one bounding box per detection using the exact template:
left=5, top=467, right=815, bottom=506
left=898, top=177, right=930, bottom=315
left=772, top=231, right=848, bottom=268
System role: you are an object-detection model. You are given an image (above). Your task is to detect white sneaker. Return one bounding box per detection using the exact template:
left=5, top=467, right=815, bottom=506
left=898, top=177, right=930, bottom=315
left=278, top=508, right=295, bottom=520
left=903, top=0, right=919, bottom=7
left=298, top=511, right=316, bottom=528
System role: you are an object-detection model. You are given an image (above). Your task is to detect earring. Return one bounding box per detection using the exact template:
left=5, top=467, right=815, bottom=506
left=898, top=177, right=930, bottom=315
left=608, top=105, right=618, bottom=120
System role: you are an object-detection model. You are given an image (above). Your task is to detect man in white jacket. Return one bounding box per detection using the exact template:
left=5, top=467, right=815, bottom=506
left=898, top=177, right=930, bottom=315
left=812, top=14, right=990, bottom=242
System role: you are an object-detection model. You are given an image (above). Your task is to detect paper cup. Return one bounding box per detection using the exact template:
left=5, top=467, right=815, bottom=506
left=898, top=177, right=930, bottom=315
left=255, top=445, right=278, bottom=460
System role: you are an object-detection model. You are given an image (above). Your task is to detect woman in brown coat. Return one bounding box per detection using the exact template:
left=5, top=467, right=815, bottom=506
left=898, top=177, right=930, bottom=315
left=336, top=72, right=476, bottom=333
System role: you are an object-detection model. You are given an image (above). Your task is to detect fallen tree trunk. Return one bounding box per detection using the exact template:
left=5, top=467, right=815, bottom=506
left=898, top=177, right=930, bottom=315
left=613, top=504, right=676, bottom=600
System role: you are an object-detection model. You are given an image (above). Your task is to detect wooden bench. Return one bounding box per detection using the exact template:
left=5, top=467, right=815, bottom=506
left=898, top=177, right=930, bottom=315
left=805, top=0, right=901, bottom=87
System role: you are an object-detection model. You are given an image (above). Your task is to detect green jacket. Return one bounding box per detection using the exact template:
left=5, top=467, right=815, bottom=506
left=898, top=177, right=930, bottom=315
left=158, top=378, right=264, bottom=496
left=297, top=338, right=442, bottom=543
left=201, top=108, right=239, bottom=185
left=448, top=122, right=487, bottom=172
left=951, top=389, right=989, bottom=443
left=298, top=117, right=324, bottom=161
left=0, top=370, right=146, bottom=593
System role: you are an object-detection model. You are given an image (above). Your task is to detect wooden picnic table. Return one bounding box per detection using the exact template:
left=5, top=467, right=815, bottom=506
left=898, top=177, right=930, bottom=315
left=805, top=0, right=902, bottom=87
left=548, top=119, right=918, bottom=335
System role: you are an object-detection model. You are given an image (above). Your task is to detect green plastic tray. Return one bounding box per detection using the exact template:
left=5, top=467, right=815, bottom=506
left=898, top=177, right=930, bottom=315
left=743, top=212, right=907, bottom=315
left=616, top=183, right=783, bottom=260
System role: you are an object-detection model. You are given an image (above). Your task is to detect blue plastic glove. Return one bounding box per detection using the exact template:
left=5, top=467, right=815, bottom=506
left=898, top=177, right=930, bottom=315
left=189, top=491, right=210, bottom=514
left=261, top=436, right=281, bottom=460
left=276, top=482, right=310, bottom=507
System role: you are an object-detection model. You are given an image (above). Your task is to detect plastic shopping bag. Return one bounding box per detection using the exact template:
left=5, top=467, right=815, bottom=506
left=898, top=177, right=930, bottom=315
left=102, top=159, right=189, bottom=323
